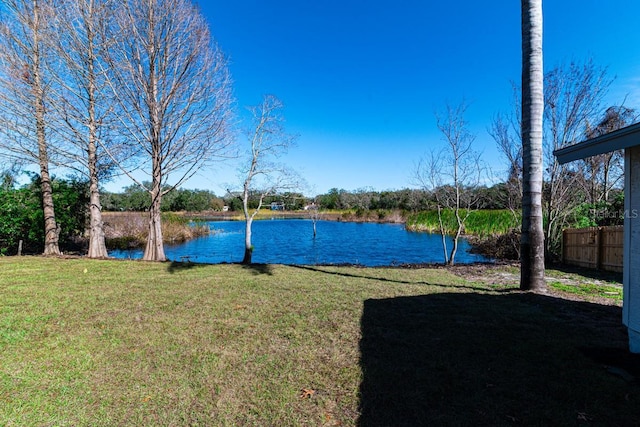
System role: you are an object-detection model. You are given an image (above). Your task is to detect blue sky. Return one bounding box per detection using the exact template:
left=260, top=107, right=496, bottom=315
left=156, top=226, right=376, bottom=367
left=108, top=0, right=640, bottom=196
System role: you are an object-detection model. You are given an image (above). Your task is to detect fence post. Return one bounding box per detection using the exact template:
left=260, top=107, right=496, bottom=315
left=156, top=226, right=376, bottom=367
left=17, top=240, right=23, bottom=256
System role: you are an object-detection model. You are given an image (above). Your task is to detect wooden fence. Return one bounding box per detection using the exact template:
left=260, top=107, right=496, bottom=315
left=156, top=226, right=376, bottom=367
left=562, top=226, right=624, bottom=273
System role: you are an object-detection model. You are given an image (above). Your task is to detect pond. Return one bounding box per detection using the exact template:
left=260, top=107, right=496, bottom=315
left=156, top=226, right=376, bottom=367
left=110, top=219, right=492, bottom=266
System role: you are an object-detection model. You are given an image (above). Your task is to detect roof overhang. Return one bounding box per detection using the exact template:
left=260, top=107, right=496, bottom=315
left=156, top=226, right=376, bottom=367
left=554, top=121, right=640, bottom=164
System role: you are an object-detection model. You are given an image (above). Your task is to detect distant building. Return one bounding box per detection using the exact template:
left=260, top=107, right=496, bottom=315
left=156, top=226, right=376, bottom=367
left=270, top=202, right=285, bottom=211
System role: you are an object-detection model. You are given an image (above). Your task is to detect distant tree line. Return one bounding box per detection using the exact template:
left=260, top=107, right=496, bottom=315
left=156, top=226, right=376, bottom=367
left=102, top=185, right=225, bottom=212
left=314, top=186, right=515, bottom=212
left=0, top=170, right=626, bottom=257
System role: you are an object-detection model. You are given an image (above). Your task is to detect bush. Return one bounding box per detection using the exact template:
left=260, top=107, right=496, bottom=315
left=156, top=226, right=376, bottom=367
left=0, top=176, right=89, bottom=255
left=468, top=228, right=521, bottom=260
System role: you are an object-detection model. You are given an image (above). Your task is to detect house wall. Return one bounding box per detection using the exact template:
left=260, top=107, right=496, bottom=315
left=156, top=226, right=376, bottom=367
left=624, top=146, right=640, bottom=352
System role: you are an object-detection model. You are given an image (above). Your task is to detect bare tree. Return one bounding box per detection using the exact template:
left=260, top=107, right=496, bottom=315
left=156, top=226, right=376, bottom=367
left=543, top=60, right=611, bottom=256
left=0, top=0, right=61, bottom=255
left=493, top=60, right=620, bottom=259
left=104, top=0, right=233, bottom=261
left=489, top=110, right=522, bottom=219
left=308, top=199, right=322, bottom=238
left=240, top=95, right=299, bottom=264
left=46, top=0, right=118, bottom=258
left=521, top=0, right=545, bottom=291
left=581, top=105, right=635, bottom=204
left=415, top=101, right=482, bottom=265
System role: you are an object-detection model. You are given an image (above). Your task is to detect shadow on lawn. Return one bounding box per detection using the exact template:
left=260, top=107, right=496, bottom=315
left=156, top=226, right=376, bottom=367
left=549, top=262, right=623, bottom=284
left=240, top=263, right=274, bottom=276
left=358, top=292, right=640, bottom=426
left=290, top=265, right=506, bottom=293
left=166, top=261, right=274, bottom=275
left=166, top=260, right=207, bottom=274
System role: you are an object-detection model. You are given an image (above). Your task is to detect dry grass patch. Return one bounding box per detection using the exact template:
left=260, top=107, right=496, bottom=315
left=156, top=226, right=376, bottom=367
left=103, top=212, right=210, bottom=249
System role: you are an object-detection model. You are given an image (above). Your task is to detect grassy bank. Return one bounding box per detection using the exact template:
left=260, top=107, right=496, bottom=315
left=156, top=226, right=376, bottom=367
left=188, top=208, right=405, bottom=223
left=406, top=209, right=520, bottom=236
left=1, top=257, right=637, bottom=426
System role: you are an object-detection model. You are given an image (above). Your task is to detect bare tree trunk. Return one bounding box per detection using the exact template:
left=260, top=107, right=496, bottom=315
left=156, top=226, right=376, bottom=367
left=87, top=158, right=108, bottom=257
left=143, top=176, right=166, bottom=261
left=242, top=216, right=253, bottom=264
left=448, top=209, right=463, bottom=266
left=39, top=152, right=60, bottom=255
left=436, top=204, right=449, bottom=264
left=86, top=40, right=108, bottom=258
left=520, top=0, right=545, bottom=291
left=81, top=0, right=108, bottom=257
left=32, top=0, right=60, bottom=256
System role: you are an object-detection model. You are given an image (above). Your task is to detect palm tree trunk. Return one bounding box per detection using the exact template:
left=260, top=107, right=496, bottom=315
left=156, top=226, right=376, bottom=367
left=520, top=0, right=546, bottom=291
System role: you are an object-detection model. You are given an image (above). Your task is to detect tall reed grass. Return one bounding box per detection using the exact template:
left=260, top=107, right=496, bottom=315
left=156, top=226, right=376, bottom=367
left=406, top=209, right=520, bottom=236
left=103, top=211, right=210, bottom=249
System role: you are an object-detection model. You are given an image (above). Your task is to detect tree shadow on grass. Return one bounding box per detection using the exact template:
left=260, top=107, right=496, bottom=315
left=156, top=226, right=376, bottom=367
left=358, top=292, right=640, bottom=426
left=166, top=260, right=208, bottom=274
left=240, top=263, right=274, bottom=276
left=166, top=260, right=274, bottom=276
left=289, top=265, right=512, bottom=293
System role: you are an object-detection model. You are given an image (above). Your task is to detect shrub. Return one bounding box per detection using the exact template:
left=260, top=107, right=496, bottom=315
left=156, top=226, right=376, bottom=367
left=0, top=176, right=89, bottom=255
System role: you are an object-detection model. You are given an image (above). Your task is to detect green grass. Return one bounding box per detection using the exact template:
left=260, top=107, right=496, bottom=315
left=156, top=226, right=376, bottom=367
left=0, top=258, right=638, bottom=426
left=545, top=268, right=624, bottom=303
left=406, top=209, right=520, bottom=236
left=549, top=280, right=624, bottom=301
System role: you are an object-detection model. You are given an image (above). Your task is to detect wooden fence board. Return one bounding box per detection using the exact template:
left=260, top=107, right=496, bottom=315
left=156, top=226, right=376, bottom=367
left=562, top=226, right=623, bottom=273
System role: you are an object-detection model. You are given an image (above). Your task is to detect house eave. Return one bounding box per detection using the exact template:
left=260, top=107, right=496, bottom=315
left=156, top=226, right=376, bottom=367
left=554, top=121, right=640, bottom=164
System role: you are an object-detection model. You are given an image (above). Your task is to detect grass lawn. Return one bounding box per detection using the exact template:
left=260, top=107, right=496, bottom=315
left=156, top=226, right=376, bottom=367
left=0, top=257, right=638, bottom=426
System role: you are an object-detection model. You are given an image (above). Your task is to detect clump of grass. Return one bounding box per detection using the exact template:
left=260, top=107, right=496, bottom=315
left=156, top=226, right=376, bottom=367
left=406, top=209, right=520, bottom=236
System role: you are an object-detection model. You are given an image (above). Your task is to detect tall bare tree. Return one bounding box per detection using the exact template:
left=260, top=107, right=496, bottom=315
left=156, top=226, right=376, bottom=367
left=0, top=0, right=61, bottom=255
left=581, top=105, right=635, bottom=204
left=240, top=95, right=299, bottom=264
left=47, top=0, right=118, bottom=258
left=489, top=110, right=522, bottom=220
left=415, top=101, right=482, bottom=265
left=520, top=0, right=545, bottom=291
left=493, top=61, right=620, bottom=258
left=105, top=0, right=233, bottom=261
left=542, top=60, right=611, bottom=256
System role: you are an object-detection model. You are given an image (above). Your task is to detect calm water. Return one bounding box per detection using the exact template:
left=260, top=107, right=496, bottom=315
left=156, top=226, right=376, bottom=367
left=110, top=219, right=492, bottom=266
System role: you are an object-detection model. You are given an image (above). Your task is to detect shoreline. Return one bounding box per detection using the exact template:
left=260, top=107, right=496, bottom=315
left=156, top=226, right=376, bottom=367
left=182, top=209, right=406, bottom=224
